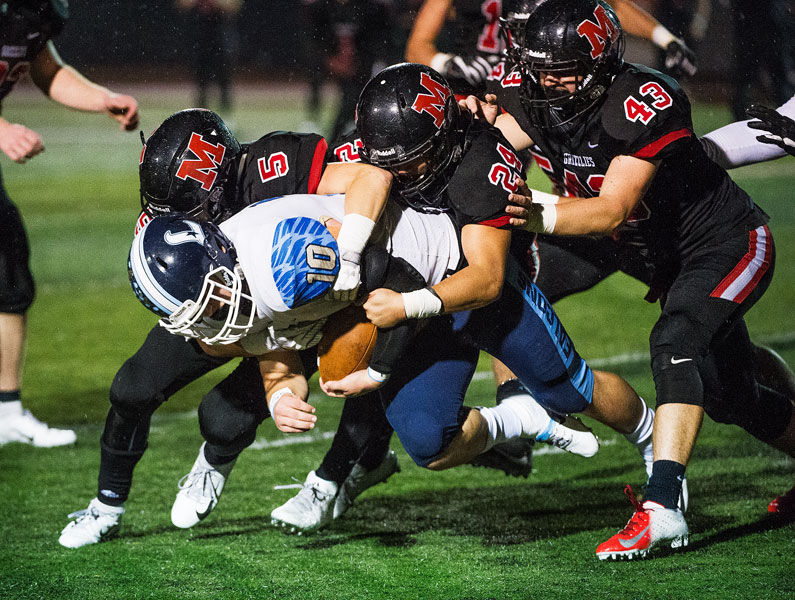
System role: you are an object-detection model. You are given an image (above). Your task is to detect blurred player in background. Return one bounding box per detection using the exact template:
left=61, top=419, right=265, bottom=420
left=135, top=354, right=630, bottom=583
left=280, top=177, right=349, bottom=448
left=175, top=0, right=241, bottom=114
left=0, top=0, right=138, bottom=448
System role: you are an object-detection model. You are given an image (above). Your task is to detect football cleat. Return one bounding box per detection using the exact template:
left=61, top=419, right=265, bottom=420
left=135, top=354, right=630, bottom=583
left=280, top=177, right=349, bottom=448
left=596, top=485, right=689, bottom=561
left=535, top=414, right=599, bottom=458
left=271, top=470, right=338, bottom=535
left=768, top=485, right=795, bottom=515
left=59, top=498, right=124, bottom=548
left=0, top=402, right=76, bottom=448
left=469, top=438, right=534, bottom=478
left=334, top=449, right=400, bottom=519
left=171, top=443, right=236, bottom=529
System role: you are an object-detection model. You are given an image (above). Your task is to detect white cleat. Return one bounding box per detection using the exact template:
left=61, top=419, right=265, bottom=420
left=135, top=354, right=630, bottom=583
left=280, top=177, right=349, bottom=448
left=0, top=402, right=76, bottom=448
left=59, top=498, right=124, bottom=548
left=271, top=470, right=338, bottom=535
left=334, top=450, right=400, bottom=519
left=535, top=415, right=599, bottom=458
left=171, top=443, right=236, bottom=529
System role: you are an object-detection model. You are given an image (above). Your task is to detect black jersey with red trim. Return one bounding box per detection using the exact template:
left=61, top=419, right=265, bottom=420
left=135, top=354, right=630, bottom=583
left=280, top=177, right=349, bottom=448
left=444, top=0, right=504, bottom=97
left=328, top=122, right=520, bottom=229
left=0, top=7, right=53, bottom=104
left=498, top=63, right=768, bottom=268
left=235, top=131, right=328, bottom=207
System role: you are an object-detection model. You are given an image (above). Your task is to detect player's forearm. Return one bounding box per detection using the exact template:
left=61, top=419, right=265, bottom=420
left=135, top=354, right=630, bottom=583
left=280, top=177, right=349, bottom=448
left=405, top=0, right=449, bottom=64
left=433, top=264, right=505, bottom=312
left=546, top=195, right=631, bottom=237
left=260, top=351, right=309, bottom=401
left=341, top=165, right=392, bottom=223
left=46, top=66, right=115, bottom=112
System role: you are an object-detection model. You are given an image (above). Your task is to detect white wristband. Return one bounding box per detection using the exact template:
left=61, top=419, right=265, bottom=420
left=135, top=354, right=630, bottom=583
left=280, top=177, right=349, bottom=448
left=530, top=189, right=559, bottom=204
left=430, top=52, right=454, bottom=74
left=539, top=203, right=557, bottom=234
left=367, top=367, right=390, bottom=383
left=268, top=386, right=294, bottom=415
left=402, top=288, right=443, bottom=319
left=337, top=213, right=376, bottom=261
left=652, top=25, right=677, bottom=49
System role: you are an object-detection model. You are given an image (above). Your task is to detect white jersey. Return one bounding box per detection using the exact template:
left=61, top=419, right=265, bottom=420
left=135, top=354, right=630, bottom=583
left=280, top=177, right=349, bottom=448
left=219, top=194, right=461, bottom=351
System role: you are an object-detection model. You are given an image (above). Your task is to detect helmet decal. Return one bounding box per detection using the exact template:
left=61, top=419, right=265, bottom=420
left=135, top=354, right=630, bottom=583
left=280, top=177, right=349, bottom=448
left=576, top=5, right=619, bottom=59
left=163, top=220, right=206, bottom=246
left=175, top=132, right=227, bottom=191
left=271, top=217, right=340, bottom=308
left=411, top=72, right=451, bottom=128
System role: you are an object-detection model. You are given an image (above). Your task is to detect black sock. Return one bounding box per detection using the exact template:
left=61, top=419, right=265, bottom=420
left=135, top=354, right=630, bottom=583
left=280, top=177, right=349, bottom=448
left=97, top=442, right=146, bottom=507
left=0, top=390, right=21, bottom=403
left=644, top=459, right=686, bottom=509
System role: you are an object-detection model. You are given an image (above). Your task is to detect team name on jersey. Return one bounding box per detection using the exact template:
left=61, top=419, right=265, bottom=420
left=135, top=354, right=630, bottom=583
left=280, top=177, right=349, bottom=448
left=563, top=153, right=596, bottom=168
left=2, top=45, right=26, bottom=58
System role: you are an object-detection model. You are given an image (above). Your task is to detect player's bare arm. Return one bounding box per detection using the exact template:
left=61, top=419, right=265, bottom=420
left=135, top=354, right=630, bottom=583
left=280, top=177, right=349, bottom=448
left=506, top=156, right=659, bottom=236
left=259, top=349, right=314, bottom=434
left=405, top=0, right=452, bottom=65
left=31, top=42, right=139, bottom=130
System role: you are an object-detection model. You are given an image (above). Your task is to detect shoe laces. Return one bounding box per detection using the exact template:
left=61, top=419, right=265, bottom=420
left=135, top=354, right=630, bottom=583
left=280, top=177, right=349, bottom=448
left=618, top=485, right=649, bottom=536
left=544, top=423, right=574, bottom=450
left=178, top=466, right=221, bottom=503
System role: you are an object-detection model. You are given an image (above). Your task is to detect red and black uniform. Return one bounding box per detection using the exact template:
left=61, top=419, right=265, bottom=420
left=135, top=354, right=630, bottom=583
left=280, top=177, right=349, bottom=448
left=0, top=5, right=60, bottom=313
left=101, top=132, right=332, bottom=506
left=498, top=63, right=789, bottom=441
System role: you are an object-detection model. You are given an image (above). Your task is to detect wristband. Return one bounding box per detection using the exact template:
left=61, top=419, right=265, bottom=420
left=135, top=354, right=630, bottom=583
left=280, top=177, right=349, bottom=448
left=367, top=367, right=390, bottom=383
left=529, top=189, right=559, bottom=204
left=652, top=25, right=676, bottom=49
left=430, top=52, right=454, bottom=74
left=402, top=287, right=443, bottom=319
left=337, top=213, right=376, bottom=260
left=268, top=386, right=294, bottom=414
left=539, top=203, right=557, bottom=234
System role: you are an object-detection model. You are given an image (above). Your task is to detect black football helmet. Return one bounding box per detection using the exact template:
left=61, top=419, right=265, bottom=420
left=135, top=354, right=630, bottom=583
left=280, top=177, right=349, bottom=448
left=6, top=0, right=69, bottom=36
left=139, top=109, right=242, bottom=221
left=128, top=214, right=255, bottom=344
left=499, top=0, right=548, bottom=64
left=355, top=62, right=471, bottom=211
left=517, top=0, right=624, bottom=132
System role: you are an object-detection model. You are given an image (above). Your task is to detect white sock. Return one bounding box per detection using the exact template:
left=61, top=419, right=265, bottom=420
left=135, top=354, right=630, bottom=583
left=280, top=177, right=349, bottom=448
left=94, top=498, right=125, bottom=514
left=0, top=400, right=23, bottom=417
left=478, top=404, right=525, bottom=452
left=623, top=398, right=655, bottom=474
left=495, top=393, right=554, bottom=441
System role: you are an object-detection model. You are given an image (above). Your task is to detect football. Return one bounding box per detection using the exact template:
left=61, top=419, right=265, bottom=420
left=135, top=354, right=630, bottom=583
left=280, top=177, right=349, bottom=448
left=317, top=305, right=377, bottom=381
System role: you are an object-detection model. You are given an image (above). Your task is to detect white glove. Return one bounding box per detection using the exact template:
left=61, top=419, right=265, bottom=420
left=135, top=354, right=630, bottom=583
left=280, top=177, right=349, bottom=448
left=444, top=54, right=496, bottom=87
left=331, top=252, right=361, bottom=302
left=268, top=320, right=326, bottom=351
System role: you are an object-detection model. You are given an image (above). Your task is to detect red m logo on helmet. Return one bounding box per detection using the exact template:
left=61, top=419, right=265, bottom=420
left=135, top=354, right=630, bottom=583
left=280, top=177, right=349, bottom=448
left=576, top=5, right=617, bottom=59
left=176, top=132, right=227, bottom=191
left=412, top=72, right=451, bottom=128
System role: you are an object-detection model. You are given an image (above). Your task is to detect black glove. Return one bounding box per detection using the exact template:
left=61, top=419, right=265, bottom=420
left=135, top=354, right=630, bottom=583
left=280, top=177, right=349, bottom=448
left=443, top=54, right=496, bottom=86
left=746, top=104, right=795, bottom=157
left=664, top=40, right=697, bottom=78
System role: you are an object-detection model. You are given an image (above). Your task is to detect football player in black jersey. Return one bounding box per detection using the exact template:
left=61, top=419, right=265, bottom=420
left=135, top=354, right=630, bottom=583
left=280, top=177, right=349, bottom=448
left=407, top=0, right=696, bottom=105
left=0, top=0, right=138, bottom=449
left=484, top=0, right=795, bottom=558
left=58, top=108, right=397, bottom=548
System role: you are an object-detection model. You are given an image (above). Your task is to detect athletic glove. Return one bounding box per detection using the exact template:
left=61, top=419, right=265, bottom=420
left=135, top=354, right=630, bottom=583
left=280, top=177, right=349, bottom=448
left=443, top=54, right=497, bottom=86
left=746, top=104, right=795, bottom=157
left=664, top=40, right=697, bottom=78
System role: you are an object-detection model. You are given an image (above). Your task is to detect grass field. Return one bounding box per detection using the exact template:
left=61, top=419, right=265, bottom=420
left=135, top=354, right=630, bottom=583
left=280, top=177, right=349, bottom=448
left=0, top=83, right=794, bottom=599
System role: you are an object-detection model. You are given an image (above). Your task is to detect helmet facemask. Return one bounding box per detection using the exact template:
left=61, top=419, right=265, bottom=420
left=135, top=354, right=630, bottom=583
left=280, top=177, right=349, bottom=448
left=162, top=263, right=256, bottom=345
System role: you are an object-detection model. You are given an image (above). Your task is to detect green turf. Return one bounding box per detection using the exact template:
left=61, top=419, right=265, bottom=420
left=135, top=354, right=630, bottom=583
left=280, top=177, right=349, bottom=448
left=0, top=88, right=793, bottom=599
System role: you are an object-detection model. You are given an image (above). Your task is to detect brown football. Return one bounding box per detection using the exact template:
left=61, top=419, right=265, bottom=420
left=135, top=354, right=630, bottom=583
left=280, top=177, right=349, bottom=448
left=317, top=305, right=377, bottom=381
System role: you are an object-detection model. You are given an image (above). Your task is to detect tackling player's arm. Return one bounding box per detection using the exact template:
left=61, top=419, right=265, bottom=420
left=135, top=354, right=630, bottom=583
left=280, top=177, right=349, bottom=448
left=30, top=41, right=138, bottom=130
left=507, top=155, right=660, bottom=236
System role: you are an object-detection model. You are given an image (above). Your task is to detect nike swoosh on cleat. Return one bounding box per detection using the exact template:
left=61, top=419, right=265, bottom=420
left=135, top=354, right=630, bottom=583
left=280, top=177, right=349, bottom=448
left=670, top=356, right=693, bottom=364
left=618, top=525, right=650, bottom=548
left=196, top=505, right=213, bottom=520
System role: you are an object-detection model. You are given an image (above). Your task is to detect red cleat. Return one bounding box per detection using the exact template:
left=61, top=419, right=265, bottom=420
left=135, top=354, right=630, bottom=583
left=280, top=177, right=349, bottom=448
left=768, top=485, right=795, bottom=515
left=596, top=485, right=689, bottom=561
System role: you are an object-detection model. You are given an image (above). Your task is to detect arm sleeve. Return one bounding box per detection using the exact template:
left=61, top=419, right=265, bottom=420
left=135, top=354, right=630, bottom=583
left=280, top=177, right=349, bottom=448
left=700, top=96, right=795, bottom=168
left=360, top=246, right=427, bottom=375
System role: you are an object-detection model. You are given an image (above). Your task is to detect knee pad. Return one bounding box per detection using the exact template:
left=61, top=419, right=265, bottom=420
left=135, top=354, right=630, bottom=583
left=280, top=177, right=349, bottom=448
left=109, top=363, right=165, bottom=420
left=651, top=352, right=704, bottom=408
left=198, top=387, right=263, bottom=455
left=705, top=385, right=794, bottom=443
left=100, top=407, right=150, bottom=454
